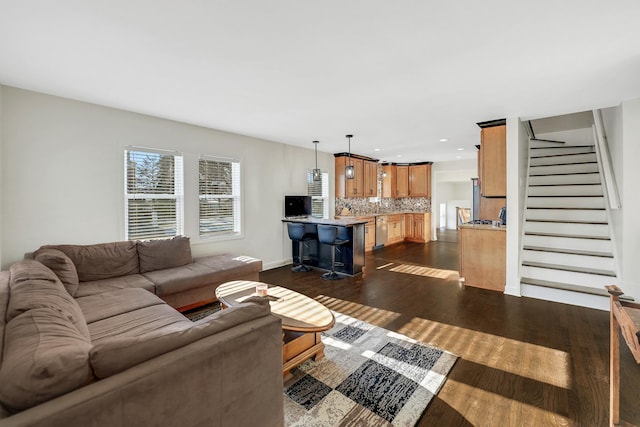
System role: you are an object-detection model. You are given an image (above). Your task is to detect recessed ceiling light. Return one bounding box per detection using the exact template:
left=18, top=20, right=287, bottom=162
left=374, top=148, right=381, bottom=152
left=456, top=156, right=462, bottom=159
left=457, top=148, right=464, bottom=151
left=440, top=138, right=448, bottom=142
left=396, top=154, right=402, bottom=158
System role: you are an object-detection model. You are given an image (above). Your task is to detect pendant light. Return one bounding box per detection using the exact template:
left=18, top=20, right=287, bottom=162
left=312, top=140, right=321, bottom=181
left=345, top=134, right=355, bottom=179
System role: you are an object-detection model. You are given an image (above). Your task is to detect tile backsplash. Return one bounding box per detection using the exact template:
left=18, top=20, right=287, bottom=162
left=335, top=197, right=431, bottom=216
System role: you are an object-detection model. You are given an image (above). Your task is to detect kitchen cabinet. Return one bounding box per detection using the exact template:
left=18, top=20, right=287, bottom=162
left=396, top=166, right=409, bottom=197
left=458, top=225, right=505, bottom=292
left=335, top=156, right=364, bottom=198
left=408, top=164, right=431, bottom=197
left=363, top=160, right=378, bottom=197
left=479, top=125, right=506, bottom=197
left=359, top=216, right=376, bottom=252
left=381, top=165, right=397, bottom=198
left=404, top=213, right=431, bottom=243
left=387, top=214, right=404, bottom=244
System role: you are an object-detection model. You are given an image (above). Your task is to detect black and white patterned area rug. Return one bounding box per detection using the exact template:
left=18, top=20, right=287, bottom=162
left=284, top=311, right=458, bottom=427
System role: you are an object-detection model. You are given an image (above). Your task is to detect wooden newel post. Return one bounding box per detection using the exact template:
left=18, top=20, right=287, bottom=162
left=606, top=285, right=623, bottom=427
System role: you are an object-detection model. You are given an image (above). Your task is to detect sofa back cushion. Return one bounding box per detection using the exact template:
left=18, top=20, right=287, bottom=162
left=8, top=260, right=90, bottom=340
left=0, top=308, right=94, bottom=412
left=137, top=235, right=192, bottom=274
left=33, top=248, right=80, bottom=296
left=0, top=271, right=9, bottom=364
left=42, top=241, right=139, bottom=282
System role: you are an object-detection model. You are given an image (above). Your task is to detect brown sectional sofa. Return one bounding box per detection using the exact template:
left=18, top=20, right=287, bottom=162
left=0, top=238, right=284, bottom=427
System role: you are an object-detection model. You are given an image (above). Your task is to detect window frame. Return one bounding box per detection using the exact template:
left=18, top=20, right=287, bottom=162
left=198, top=155, right=242, bottom=240
left=124, top=147, right=184, bottom=240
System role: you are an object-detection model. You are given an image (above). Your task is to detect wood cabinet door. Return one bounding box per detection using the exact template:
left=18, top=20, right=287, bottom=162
left=346, top=158, right=364, bottom=197
left=382, top=165, right=397, bottom=198
left=413, top=215, right=424, bottom=241
left=363, top=161, right=378, bottom=197
left=404, top=214, right=414, bottom=239
left=408, top=165, right=428, bottom=197
left=362, top=217, right=375, bottom=251
left=397, top=166, right=409, bottom=197
left=480, top=125, right=506, bottom=197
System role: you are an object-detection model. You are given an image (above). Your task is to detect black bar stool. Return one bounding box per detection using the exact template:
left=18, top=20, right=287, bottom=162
left=287, top=223, right=316, bottom=272
left=317, top=225, right=349, bottom=280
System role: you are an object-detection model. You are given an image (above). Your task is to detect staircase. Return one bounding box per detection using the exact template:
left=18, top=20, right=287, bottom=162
left=520, top=137, right=621, bottom=307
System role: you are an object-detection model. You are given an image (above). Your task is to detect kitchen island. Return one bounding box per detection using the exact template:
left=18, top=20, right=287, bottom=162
left=458, top=222, right=506, bottom=292
left=282, top=217, right=367, bottom=276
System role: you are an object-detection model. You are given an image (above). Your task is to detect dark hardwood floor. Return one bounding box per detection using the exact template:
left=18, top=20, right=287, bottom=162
left=261, top=228, right=640, bottom=426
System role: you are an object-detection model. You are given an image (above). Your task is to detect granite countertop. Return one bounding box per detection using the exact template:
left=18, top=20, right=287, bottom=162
left=458, top=223, right=506, bottom=231
left=282, top=217, right=369, bottom=226
left=335, top=211, right=429, bottom=218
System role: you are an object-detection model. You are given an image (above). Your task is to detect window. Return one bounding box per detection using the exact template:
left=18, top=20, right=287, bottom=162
left=199, top=156, right=241, bottom=238
left=307, top=170, right=329, bottom=218
left=124, top=148, right=184, bottom=240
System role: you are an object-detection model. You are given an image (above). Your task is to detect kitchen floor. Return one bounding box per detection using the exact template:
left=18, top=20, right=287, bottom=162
left=260, top=238, right=639, bottom=426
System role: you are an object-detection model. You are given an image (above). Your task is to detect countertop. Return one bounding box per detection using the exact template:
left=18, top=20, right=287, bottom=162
left=335, top=211, right=429, bottom=219
left=458, top=223, right=506, bottom=231
left=282, top=217, right=368, bottom=226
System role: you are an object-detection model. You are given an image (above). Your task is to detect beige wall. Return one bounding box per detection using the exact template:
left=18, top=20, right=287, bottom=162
left=0, top=86, right=335, bottom=269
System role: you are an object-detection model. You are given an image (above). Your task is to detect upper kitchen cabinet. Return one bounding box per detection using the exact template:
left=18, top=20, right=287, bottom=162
left=396, top=166, right=409, bottom=197
left=478, top=122, right=506, bottom=197
left=381, top=164, right=397, bottom=198
left=363, top=160, right=378, bottom=197
left=335, top=154, right=378, bottom=198
left=408, top=164, right=431, bottom=197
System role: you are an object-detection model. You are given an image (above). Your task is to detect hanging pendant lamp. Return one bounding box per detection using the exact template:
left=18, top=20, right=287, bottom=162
left=345, top=134, right=355, bottom=179
left=312, top=140, right=321, bottom=181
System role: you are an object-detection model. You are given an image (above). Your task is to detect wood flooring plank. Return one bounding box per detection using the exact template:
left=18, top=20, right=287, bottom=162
left=260, top=232, right=640, bottom=426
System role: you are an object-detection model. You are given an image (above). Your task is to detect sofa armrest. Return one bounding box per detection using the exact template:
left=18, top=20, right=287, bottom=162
left=0, top=314, right=284, bottom=427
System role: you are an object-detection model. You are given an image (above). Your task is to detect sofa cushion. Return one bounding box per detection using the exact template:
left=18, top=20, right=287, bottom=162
left=42, top=241, right=139, bottom=282
left=137, top=235, right=193, bottom=274
left=74, top=274, right=155, bottom=298
left=89, top=300, right=271, bottom=378
left=88, top=304, right=192, bottom=344
left=76, top=288, right=166, bottom=324
left=145, top=254, right=262, bottom=297
left=0, top=308, right=94, bottom=412
left=7, top=260, right=90, bottom=339
left=33, top=248, right=80, bottom=296
left=0, top=271, right=9, bottom=363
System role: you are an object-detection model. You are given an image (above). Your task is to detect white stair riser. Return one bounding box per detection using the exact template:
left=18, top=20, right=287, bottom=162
left=523, top=234, right=613, bottom=253
left=528, top=184, right=602, bottom=197
left=529, top=173, right=601, bottom=186
left=527, top=197, right=605, bottom=209
left=525, top=221, right=609, bottom=237
left=531, top=147, right=594, bottom=157
left=520, top=285, right=612, bottom=311
left=521, top=266, right=616, bottom=288
left=525, top=208, right=607, bottom=223
left=530, top=163, right=598, bottom=175
left=530, top=153, right=596, bottom=166
left=530, top=140, right=595, bottom=148
left=521, top=250, right=615, bottom=271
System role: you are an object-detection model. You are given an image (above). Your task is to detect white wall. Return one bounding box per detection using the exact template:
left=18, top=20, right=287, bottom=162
left=620, top=98, right=640, bottom=299
left=505, top=117, right=528, bottom=297
left=432, top=158, right=476, bottom=238
left=0, top=86, right=335, bottom=269
left=0, top=86, right=3, bottom=265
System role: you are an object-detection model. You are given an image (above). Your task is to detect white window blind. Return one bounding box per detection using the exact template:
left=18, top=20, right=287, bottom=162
left=124, top=148, right=184, bottom=240
left=307, top=171, right=329, bottom=218
left=199, top=156, right=241, bottom=238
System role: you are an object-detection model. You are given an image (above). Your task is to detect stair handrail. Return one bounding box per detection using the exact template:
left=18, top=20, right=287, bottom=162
left=592, top=109, right=621, bottom=209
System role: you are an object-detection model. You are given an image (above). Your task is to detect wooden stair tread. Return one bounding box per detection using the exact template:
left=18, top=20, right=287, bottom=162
left=522, top=278, right=632, bottom=300
left=522, top=245, right=613, bottom=258
left=522, top=261, right=616, bottom=277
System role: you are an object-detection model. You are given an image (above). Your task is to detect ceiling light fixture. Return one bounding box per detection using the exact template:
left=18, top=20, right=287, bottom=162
left=345, top=134, right=355, bottom=179
left=374, top=148, right=381, bottom=152
left=312, top=140, right=321, bottom=181
left=457, top=148, right=464, bottom=151
left=440, top=138, right=448, bottom=142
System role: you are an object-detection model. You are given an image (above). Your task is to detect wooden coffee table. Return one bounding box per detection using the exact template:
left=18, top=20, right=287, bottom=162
left=216, top=280, right=335, bottom=379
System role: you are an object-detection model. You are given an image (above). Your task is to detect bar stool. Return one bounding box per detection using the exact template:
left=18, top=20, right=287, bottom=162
left=287, top=223, right=316, bottom=272
left=317, top=225, right=349, bottom=280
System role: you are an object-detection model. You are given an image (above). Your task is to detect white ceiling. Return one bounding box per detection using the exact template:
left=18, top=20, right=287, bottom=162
left=1, top=1, right=640, bottom=163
